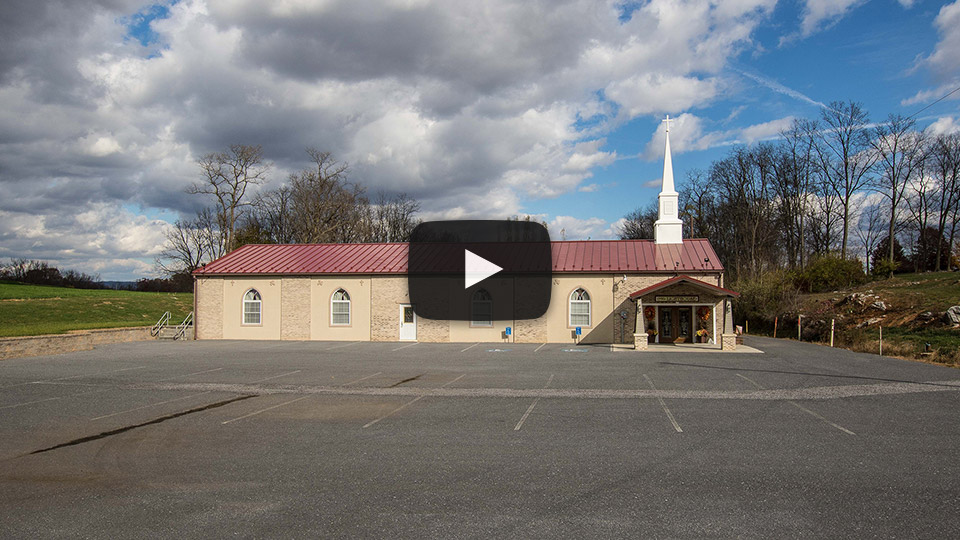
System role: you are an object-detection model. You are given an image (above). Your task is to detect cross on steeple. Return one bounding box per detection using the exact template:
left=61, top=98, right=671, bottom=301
left=662, top=114, right=673, bottom=133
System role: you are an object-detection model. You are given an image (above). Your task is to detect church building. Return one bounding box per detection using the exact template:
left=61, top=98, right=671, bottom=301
left=192, top=118, right=739, bottom=349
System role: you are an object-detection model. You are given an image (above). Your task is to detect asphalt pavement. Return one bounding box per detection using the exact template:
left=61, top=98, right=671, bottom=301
left=1, top=336, right=959, bottom=538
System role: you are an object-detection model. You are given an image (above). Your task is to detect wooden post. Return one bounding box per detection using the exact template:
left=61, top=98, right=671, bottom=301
left=773, top=316, right=778, bottom=338
left=879, top=326, right=883, bottom=356
left=797, top=315, right=802, bottom=341
left=746, top=320, right=749, bottom=334
left=830, top=319, right=835, bottom=347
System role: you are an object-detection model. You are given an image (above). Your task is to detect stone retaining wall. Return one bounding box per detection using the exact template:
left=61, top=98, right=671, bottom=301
left=0, top=327, right=153, bottom=361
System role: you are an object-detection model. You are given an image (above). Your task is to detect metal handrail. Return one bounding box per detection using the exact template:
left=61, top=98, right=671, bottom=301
left=152, top=311, right=171, bottom=337
left=173, top=311, right=194, bottom=340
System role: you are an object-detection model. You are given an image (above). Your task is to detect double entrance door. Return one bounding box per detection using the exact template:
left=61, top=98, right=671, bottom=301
left=658, top=306, right=692, bottom=343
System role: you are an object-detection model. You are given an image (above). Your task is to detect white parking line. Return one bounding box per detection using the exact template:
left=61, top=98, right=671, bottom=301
left=0, top=388, right=111, bottom=410
left=442, top=374, right=466, bottom=387
left=221, top=396, right=311, bottom=425
left=361, top=373, right=464, bottom=429
left=534, top=343, right=547, bottom=353
left=155, top=368, right=223, bottom=382
left=736, top=373, right=855, bottom=436
left=643, top=374, right=682, bottom=433
left=327, top=341, right=360, bottom=350
left=391, top=343, right=418, bottom=351
left=342, top=372, right=382, bottom=386
left=91, top=392, right=212, bottom=421
left=251, top=370, right=302, bottom=384
left=362, top=396, right=424, bottom=428
left=460, top=343, right=480, bottom=353
left=514, top=373, right=554, bottom=431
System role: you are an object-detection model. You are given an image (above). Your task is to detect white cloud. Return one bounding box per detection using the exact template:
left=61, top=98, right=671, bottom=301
left=578, top=183, right=599, bottom=193
left=925, top=116, right=960, bottom=135
left=643, top=178, right=662, bottom=189
left=643, top=114, right=796, bottom=159
left=0, top=0, right=780, bottom=278
left=901, top=80, right=960, bottom=106
left=549, top=215, right=611, bottom=240
left=794, top=0, right=865, bottom=40
left=926, top=1, right=960, bottom=79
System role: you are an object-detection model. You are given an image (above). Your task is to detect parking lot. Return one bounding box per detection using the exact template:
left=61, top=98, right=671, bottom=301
left=2, top=337, right=960, bottom=538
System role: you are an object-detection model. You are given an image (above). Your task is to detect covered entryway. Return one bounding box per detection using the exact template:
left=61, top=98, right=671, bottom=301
left=629, top=275, right=740, bottom=350
left=658, top=306, right=693, bottom=343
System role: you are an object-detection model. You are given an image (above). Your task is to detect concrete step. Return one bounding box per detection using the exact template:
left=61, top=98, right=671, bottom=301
left=157, top=326, right=194, bottom=340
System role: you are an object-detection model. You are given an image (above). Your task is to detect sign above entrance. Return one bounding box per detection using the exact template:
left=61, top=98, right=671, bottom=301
left=655, top=295, right=699, bottom=303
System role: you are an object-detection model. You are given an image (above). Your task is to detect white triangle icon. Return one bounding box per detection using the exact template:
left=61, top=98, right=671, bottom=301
left=464, top=249, right=502, bottom=289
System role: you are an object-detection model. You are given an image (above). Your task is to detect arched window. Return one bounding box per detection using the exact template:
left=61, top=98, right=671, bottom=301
left=471, top=289, right=492, bottom=327
left=569, top=288, right=591, bottom=327
left=331, top=289, right=351, bottom=325
left=243, top=289, right=262, bottom=325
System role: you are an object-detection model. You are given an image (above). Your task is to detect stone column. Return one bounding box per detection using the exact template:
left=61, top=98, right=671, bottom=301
left=634, top=298, right=648, bottom=351
left=721, top=298, right=737, bottom=351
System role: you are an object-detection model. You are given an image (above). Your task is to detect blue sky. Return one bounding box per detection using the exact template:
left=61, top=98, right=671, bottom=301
left=1, top=0, right=958, bottom=279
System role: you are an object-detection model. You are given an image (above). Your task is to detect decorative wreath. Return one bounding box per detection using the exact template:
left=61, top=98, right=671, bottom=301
left=697, top=306, right=711, bottom=321
left=644, top=306, right=656, bottom=320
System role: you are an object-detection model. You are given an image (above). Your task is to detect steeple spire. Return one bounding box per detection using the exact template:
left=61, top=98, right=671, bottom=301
left=654, top=114, right=683, bottom=244
left=661, top=115, right=676, bottom=195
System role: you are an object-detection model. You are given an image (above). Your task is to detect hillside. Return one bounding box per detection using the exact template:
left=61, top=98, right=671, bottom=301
left=766, top=272, right=960, bottom=366
left=0, top=281, right=192, bottom=338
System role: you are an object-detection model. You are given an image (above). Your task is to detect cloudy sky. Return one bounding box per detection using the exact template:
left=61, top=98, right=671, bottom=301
left=1, top=0, right=959, bottom=280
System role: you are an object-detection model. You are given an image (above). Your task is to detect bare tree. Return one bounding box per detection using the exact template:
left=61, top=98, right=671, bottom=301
left=814, top=101, right=878, bottom=259
left=772, top=119, right=818, bottom=269
left=855, top=203, right=885, bottom=274
left=371, top=192, right=421, bottom=242
left=905, top=157, right=935, bottom=271
left=616, top=202, right=658, bottom=240
left=288, top=148, right=369, bottom=243
left=930, top=132, right=960, bottom=271
left=871, top=114, right=927, bottom=277
left=190, top=144, right=270, bottom=252
left=157, top=207, right=226, bottom=275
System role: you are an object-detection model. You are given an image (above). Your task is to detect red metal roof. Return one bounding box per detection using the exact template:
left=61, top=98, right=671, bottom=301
left=628, top=275, right=739, bottom=299
left=193, top=239, right=723, bottom=276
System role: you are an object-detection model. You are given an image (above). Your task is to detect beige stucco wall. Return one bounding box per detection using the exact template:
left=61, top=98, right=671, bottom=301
left=310, top=277, right=372, bottom=341
left=196, top=277, right=224, bottom=339
left=223, top=278, right=282, bottom=340
left=199, top=271, right=725, bottom=343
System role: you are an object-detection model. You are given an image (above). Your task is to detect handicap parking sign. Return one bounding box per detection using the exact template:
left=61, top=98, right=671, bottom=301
left=575, top=326, right=582, bottom=336
left=505, top=326, right=511, bottom=336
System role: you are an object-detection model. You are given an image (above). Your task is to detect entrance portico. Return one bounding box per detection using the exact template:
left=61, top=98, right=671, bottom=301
left=630, top=275, right=739, bottom=350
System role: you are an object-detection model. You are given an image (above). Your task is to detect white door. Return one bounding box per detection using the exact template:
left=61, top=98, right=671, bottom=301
left=399, top=304, right=417, bottom=341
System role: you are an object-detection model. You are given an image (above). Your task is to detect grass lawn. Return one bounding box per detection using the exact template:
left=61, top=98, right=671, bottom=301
left=0, top=281, right=193, bottom=338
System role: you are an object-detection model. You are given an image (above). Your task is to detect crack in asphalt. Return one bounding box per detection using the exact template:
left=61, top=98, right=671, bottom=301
left=27, top=395, right=257, bottom=456
left=386, top=374, right=423, bottom=388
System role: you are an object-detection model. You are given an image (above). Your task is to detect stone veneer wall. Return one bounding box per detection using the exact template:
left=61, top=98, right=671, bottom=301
left=370, top=276, right=407, bottom=341
left=280, top=277, right=311, bottom=340
left=0, top=327, right=153, bottom=361
left=196, top=277, right=223, bottom=339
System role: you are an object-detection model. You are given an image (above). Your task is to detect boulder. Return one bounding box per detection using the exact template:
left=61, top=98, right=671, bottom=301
left=944, top=306, right=960, bottom=325
left=856, top=317, right=884, bottom=329
left=917, top=311, right=935, bottom=322
left=869, top=301, right=887, bottom=312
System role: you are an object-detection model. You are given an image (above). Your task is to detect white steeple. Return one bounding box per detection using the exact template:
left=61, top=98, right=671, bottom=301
left=654, top=115, right=683, bottom=244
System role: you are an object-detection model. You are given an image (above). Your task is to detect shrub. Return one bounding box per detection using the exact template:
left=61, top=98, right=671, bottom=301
left=794, top=255, right=866, bottom=293
left=732, top=271, right=800, bottom=331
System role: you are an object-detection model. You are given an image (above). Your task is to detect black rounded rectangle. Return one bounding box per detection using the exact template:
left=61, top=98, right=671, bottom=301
left=408, top=220, right=552, bottom=321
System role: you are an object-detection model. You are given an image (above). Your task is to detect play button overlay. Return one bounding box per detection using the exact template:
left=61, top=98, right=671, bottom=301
left=408, top=220, right=552, bottom=321
left=464, top=249, right=502, bottom=289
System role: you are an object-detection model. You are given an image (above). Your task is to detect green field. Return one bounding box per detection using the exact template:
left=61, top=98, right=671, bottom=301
left=0, top=281, right=193, bottom=338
